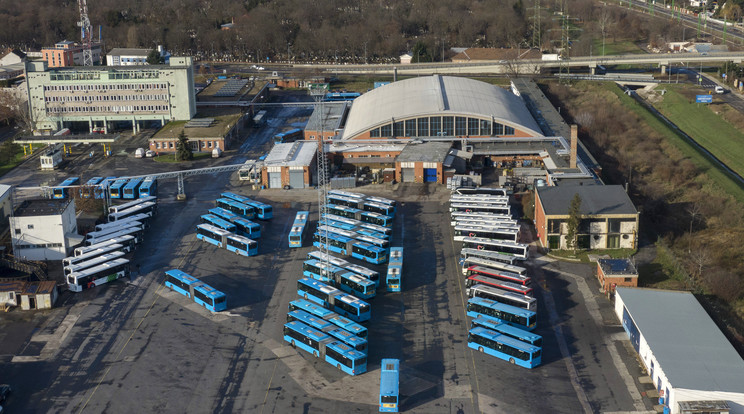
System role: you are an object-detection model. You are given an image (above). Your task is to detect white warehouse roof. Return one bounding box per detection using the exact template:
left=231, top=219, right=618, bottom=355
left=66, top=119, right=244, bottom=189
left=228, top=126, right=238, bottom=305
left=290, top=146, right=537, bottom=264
left=342, top=75, right=543, bottom=139
left=264, top=141, right=316, bottom=167
left=617, top=287, right=744, bottom=393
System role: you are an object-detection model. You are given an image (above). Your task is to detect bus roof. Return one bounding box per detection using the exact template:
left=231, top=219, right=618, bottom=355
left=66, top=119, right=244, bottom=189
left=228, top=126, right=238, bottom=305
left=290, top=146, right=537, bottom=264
left=469, top=327, right=540, bottom=353
left=165, top=269, right=200, bottom=285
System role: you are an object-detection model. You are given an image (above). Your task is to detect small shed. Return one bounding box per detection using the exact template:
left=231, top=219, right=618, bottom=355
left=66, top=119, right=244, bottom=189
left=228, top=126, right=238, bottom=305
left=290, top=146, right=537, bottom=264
left=396, top=141, right=452, bottom=183
left=597, top=258, right=638, bottom=294
left=20, top=281, right=58, bottom=310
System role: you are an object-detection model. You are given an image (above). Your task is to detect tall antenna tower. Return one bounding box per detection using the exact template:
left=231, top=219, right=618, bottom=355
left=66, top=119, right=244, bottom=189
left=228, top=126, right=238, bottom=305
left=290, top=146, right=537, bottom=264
left=310, top=84, right=331, bottom=266
left=530, top=0, right=542, bottom=50
left=78, top=0, right=93, bottom=66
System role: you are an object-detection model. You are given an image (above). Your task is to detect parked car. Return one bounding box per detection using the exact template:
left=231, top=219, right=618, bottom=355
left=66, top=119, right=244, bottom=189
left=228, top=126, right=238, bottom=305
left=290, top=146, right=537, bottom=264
left=145, top=150, right=156, bottom=158
left=715, top=86, right=725, bottom=94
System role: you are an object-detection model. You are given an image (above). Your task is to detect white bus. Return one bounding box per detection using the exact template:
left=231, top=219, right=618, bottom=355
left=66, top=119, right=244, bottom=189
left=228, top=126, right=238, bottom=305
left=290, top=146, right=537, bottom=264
left=450, top=202, right=511, bottom=215
left=64, top=251, right=126, bottom=276
left=63, top=243, right=124, bottom=267
left=453, top=187, right=507, bottom=196
left=85, top=221, right=144, bottom=241
left=450, top=195, right=509, bottom=204
left=107, top=201, right=156, bottom=222
left=460, top=248, right=518, bottom=265
left=108, top=196, right=156, bottom=214
left=75, top=236, right=136, bottom=257
left=461, top=237, right=529, bottom=260
left=307, top=250, right=352, bottom=269
left=84, top=227, right=144, bottom=247
left=96, top=213, right=151, bottom=231
left=67, top=258, right=130, bottom=292
left=453, top=225, right=519, bottom=242
left=454, top=219, right=520, bottom=231
left=450, top=211, right=513, bottom=225
left=460, top=256, right=527, bottom=276
left=466, top=284, right=537, bottom=311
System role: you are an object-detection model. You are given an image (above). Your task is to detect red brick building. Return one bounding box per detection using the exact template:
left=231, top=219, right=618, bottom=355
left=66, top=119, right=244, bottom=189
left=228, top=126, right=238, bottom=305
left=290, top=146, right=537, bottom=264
left=596, top=258, right=638, bottom=294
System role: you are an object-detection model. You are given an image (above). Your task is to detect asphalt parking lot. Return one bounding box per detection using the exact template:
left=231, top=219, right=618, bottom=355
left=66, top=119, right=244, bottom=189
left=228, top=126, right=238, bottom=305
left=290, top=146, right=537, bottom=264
left=0, top=107, right=654, bottom=413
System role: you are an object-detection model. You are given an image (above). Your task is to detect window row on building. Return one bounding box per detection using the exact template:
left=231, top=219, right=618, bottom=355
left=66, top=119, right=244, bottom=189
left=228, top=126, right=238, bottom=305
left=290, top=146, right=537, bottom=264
left=368, top=116, right=516, bottom=138
left=153, top=140, right=220, bottom=149
left=47, top=105, right=169, bottom=114
left=45, top=94, right=168, bottom=103
left=44, top=83, right=168, bottom=92
left=14, top=242, right=63, bottom=249
left=49, top=70, right=160, bottom=82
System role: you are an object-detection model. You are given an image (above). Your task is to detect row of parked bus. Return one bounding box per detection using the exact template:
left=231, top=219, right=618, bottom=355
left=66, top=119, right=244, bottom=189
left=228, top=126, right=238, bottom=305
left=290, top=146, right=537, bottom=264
left=64, top=196, right=159, bottom=291
left=448, top=190, right=543, bottom=369
left=164, top=269, right=227, bottom=312
left=52, top=176, right=158, bottom=200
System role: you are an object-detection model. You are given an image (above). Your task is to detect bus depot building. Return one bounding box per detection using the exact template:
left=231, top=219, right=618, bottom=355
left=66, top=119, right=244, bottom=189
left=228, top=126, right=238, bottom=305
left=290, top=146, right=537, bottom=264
left=260, top=141, right=317, bottom=189
left=10, top=199, right=81, bottom=261
left=615, top=287, right=744, bottom=413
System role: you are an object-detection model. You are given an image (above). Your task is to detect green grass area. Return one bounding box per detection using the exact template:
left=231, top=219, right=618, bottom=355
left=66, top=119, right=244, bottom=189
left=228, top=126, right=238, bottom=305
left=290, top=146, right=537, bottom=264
left=654, top=85, right=744, bottom=177
left=152, top=151, right=211, bottom=163
left=0, top=141, right=27, bottom=178
left=603, top=83, right=744, bottom=204
left=548, top=248, right=636, bottom=263
left=590, top=38, right=645, bottom=56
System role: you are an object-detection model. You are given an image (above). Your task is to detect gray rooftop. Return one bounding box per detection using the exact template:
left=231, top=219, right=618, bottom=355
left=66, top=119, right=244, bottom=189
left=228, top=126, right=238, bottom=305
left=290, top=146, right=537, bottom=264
left=598, top=258, right=637, bottom=276
left=537, top=185, right=637, bottom=216
left=305, top=102, right=349, bottom=133
left=342, top=75, right=543, bottom=140
left=107, top=48, right=152, bottom=57
left=617, top=287, right=744, bottom=393
left=397, top=142, right=452, bottom=163
left=264, top=141, right=316, bottom=167
left=473, top=140, right=569, bottom=169
left=15, top=199, right=71, bottom=216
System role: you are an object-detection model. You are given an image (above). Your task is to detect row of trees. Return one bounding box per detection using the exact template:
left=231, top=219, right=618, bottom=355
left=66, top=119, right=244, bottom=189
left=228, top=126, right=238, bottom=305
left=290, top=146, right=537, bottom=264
left=0, top=0, right=687, bottom=64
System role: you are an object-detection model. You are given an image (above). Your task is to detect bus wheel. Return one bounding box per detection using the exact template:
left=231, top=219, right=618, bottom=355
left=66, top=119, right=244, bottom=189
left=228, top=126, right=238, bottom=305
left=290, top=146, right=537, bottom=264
left=291, top=340, right=296, bottom=348
left=509, top=358, right=515, bottom=364
left=479, top=347, right=484, bottom=353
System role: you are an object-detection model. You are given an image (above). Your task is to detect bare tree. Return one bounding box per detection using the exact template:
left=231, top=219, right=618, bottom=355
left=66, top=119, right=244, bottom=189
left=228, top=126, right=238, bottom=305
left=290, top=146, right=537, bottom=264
left=686, top=202, right=702, bottom=253
left=597, top=8, right=612, bottom=56
left=0, top=88, right=32, bottom=132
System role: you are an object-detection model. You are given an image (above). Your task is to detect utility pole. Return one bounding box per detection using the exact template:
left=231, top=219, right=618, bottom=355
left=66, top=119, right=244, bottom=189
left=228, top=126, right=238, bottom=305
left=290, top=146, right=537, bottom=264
left=310, top=84, right=331, bottom=271
left=530, top=0, right=542, bottom=50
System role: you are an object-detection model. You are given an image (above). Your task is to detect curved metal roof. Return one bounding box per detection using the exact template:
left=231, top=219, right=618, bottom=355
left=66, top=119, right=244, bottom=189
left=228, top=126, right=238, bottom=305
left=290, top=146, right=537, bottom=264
left=341, top=75, right=543, bottom=139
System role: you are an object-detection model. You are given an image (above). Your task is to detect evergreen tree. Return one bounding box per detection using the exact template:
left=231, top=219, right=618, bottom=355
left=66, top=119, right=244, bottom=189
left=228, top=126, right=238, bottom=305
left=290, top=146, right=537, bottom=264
left=175, top=130, right=193, bottom=161
left=566, top=193, right=582, bottom=252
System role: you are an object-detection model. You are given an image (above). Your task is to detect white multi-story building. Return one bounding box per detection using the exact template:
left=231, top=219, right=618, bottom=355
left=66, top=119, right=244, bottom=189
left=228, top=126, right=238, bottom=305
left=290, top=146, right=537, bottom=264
left=10, top=198, right=82, bottom=261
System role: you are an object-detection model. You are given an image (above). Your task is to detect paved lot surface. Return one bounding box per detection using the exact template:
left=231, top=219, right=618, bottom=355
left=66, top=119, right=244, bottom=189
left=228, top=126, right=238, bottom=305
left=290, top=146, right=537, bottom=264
left=0, top=108, right=655, bottom=413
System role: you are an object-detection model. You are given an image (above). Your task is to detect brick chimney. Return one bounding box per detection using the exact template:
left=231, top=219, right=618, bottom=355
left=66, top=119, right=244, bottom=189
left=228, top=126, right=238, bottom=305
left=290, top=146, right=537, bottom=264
left=570, top=124, right=578, bottom=169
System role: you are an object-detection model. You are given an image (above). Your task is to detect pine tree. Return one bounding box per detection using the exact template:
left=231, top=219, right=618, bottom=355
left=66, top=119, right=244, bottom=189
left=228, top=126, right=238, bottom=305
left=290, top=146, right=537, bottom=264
left=175, top=130, right=193, bottom=161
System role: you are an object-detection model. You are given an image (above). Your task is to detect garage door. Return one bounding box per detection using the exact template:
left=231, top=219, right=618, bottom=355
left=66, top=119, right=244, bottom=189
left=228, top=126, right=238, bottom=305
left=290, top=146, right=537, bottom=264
left=289, top=170, right=304, bottom=189
left=424, top=168, right=437, bottom=182
left=268, top=172, right=282, bottom=188
left=401, top=168, right=415, bottom=183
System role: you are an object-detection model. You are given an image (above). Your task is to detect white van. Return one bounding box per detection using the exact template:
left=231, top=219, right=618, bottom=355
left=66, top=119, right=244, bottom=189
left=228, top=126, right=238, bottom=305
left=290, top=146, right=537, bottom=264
left=715, top=86, right=725, bottom=94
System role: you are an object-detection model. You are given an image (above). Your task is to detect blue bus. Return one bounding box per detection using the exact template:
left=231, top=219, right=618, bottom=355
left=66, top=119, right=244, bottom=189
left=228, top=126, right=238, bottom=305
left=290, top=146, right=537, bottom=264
left=209, top=207, right=239, bottom=222
left=324, top=340, right=367, bottom=375
left=355, top=227, right=390, bottom=240
left=287, top=309, right=336, bottom=332
left=216, top=198, right=256, bottom=219
left=468, top=326, right=541, bottom=369
left=328, top=194, right=363, bottom=209
left=297, top=278, right=371, bottom=323
left=220, top=192, right=273, bottom=219
left=386, top=266, right=401, bottom=293
left=231, top=217, right=261, bottom=239
left=53, top=177, right=80, bottom=199
left=164, top=269, right=228, bottom=312
left=95, top=176, right=117, bottom=199
left=389, top=247, right=403, bottom=268
left=109, top=178, right=130, bottom=199
left=226, top=234, right=258, bottom=257
left=196, top=223, right=232, bottom=248
left=337, top=271, right=376, bottom=300
left=326, top=219, right=357, bottom=232
left=360, top=211, right=393, bottom=227
left=344, top=263, right=380, bottom=287
left=323, top=213, right=393, bottom=237
left=283, top=321, right=367, bottom=375
left=313, top=232, right=355, bottom=256
left=273, top=128, right=303, bottom=144
left=379, top=359, right=400, bottom=412
left=351, top=242, right=387, bottom=265
left=363, top=201, right=395, bottom=217
left=289, top=211, right=309, bottom=248
left=200, top=214, right=237, bottom=233
left=355, top=234, right=390, bottom=251
left=366, top=195, right=396, bottom=210
left=122, top=178, right=143, bottom=199
left=327, top=327, right=368, bottom=353
left=324, top=92, right=361, bottom=102
left=288, top=298, right=369, bottom=339
left=326, top=204, right=361, bottom=220
left=466, top=297, right=537, bottom=331
left=471, top=315, right=543, bottom=346
left=80, top=177, right=104, bottom=198
left=138, top=176, right=158, bottom=197
left=303, top=259, right=346, bottom=284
